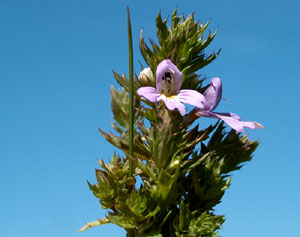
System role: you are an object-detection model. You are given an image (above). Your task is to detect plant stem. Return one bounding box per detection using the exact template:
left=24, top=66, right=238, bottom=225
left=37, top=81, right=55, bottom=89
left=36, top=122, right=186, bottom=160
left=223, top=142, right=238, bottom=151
left=127, top=6, right=134, bottom=177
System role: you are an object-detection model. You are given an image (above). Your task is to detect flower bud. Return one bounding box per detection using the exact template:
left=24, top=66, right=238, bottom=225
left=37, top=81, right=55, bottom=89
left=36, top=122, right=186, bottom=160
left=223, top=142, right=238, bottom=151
left=138, top=67, right=153, bottom=84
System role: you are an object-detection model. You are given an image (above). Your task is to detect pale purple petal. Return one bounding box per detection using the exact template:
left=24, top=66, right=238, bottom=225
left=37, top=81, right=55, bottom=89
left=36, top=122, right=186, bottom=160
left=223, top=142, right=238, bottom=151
left=201, top=111, right=263, bottom=133
left=197, top=77, right=264, bottom=132
left=137, top=86, right=161, bottom=103
left=177, top=89, right=206, bottom=109
left=215, top=112, right=240, bottom=120
left=203, top=77, right=222, bottom=111
left=161, top=95, right=186, bottom=116
left=156, top=59, right=182, bottom=93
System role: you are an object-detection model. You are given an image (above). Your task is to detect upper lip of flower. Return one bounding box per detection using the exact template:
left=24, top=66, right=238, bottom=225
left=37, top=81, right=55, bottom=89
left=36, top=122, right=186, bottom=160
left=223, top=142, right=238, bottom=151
left=202, top=77, right=222, bottom=111
left=156, top=59, right=183, bottom=95
left=137, top=59, right=206, bottom=116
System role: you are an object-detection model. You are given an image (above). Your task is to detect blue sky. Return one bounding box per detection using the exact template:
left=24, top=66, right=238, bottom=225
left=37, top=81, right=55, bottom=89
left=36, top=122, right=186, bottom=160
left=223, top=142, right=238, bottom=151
left=1, top=0, right=299, bottom=236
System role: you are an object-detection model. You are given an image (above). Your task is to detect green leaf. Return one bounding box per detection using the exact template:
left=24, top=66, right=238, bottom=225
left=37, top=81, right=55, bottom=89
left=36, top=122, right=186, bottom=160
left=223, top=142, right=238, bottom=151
left=127, top=6, right=134, bottom=177
left=188, top=212, right=224, bottom=236
left=179, top=201, right=191, bottom=232
left=108, top=214, right=136, bottom=229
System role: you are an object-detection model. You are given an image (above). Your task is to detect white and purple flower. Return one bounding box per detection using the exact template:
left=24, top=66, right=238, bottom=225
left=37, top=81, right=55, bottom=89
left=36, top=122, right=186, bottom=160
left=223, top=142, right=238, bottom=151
left=197, top=77, right=263, bottom=133
left=137, top=59, right=206, bottom=116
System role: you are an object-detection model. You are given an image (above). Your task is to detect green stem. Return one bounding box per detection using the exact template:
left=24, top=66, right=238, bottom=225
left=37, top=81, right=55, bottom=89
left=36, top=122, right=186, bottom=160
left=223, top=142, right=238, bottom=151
left=127, top=6, right=134, bottom=177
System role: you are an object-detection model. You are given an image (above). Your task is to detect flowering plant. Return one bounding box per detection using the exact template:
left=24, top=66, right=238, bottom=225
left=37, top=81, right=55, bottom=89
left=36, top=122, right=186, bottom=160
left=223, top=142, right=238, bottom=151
left=80, top=9, right=263, bottom=236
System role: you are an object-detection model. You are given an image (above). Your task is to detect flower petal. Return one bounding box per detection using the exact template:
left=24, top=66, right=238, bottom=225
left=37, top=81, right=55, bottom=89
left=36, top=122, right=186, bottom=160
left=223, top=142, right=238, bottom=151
left=177, top=89, right=206, bottom=109
left=203, top=77, right=222, bottom=111
left=215, top=112, right=240, bottom=120
left=156, top=59, right=182, bottom=93
left=200, top=111, right=264, bottom=133
left=161, top=95, right=186, bottom=116
left=137, top=87, right=160, bottom=103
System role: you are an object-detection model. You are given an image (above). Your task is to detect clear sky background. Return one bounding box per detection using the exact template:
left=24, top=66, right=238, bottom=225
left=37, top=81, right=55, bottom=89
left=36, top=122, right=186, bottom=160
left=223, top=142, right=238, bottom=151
left=1, top=0, right=299, bottom=236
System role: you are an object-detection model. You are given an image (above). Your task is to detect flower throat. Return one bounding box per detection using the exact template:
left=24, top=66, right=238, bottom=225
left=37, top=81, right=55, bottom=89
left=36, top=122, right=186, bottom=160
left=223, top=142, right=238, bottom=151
left=160, top=69, right=176, bottom=97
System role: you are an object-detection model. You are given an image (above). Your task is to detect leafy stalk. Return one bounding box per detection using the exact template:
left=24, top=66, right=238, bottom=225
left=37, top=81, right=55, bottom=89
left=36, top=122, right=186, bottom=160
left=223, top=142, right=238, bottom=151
left=82, top=9, right=260, bottom=236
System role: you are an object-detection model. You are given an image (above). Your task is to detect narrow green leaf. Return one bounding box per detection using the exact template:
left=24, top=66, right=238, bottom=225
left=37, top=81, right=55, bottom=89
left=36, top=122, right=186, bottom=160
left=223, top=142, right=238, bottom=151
left=127, top=6, right=134, bottom=177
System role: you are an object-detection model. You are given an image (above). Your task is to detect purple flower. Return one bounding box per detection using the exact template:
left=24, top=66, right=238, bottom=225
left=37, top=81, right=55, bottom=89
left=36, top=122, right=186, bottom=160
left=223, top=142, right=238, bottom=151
left=196, top=77, right=263, bottom=133
left=137, top=59, right=206, bottom=116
